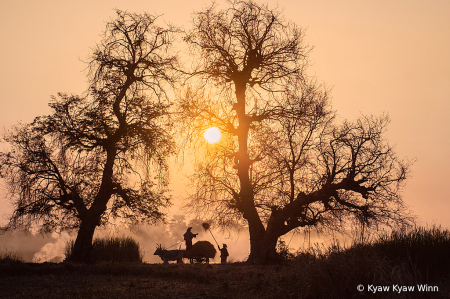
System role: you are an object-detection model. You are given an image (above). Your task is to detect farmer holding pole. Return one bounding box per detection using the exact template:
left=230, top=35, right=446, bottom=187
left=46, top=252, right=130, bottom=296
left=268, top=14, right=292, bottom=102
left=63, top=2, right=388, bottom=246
left=218, top=244, right=229, bottom=264
left=202, top=222, right=229, bottom=263
left=183, top=227, right=198, bottom=251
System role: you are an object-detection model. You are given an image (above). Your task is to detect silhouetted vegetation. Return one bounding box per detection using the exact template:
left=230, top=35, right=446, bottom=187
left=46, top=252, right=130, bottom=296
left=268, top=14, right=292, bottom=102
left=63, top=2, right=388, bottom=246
left=294, top=226, right=450, bottom=298
left=0, top=251, right=24, bottom=265
left=181, top=0, right=414, bottom=264
left=0, top=10, right=177, bottom=263
left=1, top=226, right=449, bottom=298
left=64, top=236, right=143, bottom=263
left=0, top=0, right=417, bottom=267
left=0, top=0, right=415, bottom=265
left=276, top=239, right=295, bottom=261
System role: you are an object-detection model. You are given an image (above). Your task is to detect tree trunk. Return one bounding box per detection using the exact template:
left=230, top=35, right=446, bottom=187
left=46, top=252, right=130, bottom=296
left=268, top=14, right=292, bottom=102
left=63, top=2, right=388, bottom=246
left=233, top=81, right=281, bottom=264
left=68, top=217, right=97, bottom=263
left=247, top=231, right=280, bottom=264
left=67, top=147, right=116, bottom=263
left=68, top=193, right=111, bottom=263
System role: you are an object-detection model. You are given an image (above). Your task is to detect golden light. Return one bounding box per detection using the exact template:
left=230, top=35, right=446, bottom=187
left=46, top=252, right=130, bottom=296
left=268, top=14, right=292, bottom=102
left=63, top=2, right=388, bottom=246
left=204, top=127, right=221, bottom=144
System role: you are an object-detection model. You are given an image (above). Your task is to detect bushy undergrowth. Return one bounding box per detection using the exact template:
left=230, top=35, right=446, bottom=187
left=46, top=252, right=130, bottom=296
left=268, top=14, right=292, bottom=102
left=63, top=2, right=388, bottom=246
left=65, top=236, right=143, bottom=263
left=0, top=251, right=24, bottom=265
left=371, top=226, right=450, bottom=279
left=2, top=227, right=450, bottom=298
left=292, top=226, right=450, bottom=299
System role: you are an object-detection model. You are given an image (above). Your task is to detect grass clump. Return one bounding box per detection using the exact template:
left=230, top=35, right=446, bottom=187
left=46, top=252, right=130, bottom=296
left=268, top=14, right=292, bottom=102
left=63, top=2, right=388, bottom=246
left=371, top=226, right=450, bottom=279
left=65, top=236, right=143, bottom=263
left=0, top=251, right=24, bottom=265
left=276, top=239, right=295, bottom=261
left=294, top=225, right=450, bottom=299
left=2, top=226, right=450, bottom=298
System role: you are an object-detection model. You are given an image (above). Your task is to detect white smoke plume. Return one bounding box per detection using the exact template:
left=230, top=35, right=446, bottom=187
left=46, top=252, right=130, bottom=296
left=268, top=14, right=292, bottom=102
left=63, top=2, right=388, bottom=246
left=0, top=229, right=58, bottom=262
left=4, top=214, right=353, bottom=264
left=32, top=232, right=72, bottom=263
left=92, top=214, right=252, bottom=263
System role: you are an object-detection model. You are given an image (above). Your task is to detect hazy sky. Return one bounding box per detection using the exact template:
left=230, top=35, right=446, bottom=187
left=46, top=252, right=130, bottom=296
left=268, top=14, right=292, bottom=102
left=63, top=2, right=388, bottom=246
left=1, top=1, right=449, bottom=260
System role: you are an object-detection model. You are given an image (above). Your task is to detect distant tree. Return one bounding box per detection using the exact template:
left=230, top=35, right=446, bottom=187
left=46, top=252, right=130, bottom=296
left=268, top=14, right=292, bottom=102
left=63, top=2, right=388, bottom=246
left=181, top=0, right=414, bottom=263
left=0, top=10, right=178, bottom=263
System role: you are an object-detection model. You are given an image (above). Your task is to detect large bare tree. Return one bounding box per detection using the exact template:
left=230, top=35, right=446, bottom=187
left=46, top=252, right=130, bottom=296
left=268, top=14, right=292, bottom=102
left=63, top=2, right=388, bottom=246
left=0, top=10, right=178, bottom=263
left=181, top=0, right=413, bottom=263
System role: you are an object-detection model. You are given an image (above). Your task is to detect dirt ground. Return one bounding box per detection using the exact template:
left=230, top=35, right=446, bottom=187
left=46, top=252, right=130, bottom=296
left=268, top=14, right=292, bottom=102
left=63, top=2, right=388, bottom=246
left=2, top=261, right=450, bottom=298
left=0, top=262, right=299, bottom=299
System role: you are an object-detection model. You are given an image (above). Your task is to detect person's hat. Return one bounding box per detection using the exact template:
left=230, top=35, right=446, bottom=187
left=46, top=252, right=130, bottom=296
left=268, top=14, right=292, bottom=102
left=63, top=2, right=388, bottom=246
left=223, top=244, right=227, bottom=248
left=187, top=227, right=192, bottom=230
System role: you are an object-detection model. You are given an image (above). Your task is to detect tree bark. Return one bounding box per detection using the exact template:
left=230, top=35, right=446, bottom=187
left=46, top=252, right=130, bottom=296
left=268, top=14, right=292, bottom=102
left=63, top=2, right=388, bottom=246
left=68, top=147, right=116, bottom=263
left=68, top=217, right=97, bottom=263
left=233, top=81, right=281, bottom=264
left=247, top=231, right=280, bottom=264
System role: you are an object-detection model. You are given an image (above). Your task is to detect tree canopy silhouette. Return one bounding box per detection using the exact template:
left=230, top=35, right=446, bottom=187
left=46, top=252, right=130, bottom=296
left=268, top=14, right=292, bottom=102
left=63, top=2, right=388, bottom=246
left=181, top=0, right=414, bottom=263
left=0, top=10, right=178, bottom=263
left=0, top=2, right=414, bottom=265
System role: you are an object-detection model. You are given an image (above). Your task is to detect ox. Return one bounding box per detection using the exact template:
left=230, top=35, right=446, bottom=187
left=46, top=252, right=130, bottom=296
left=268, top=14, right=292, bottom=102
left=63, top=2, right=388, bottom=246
left=153, top=244, right=185, bottom=264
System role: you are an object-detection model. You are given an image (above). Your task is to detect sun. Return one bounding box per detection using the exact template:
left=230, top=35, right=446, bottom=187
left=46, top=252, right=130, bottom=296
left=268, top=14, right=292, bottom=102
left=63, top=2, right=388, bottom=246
left=204, top=127, right=221, bottom=144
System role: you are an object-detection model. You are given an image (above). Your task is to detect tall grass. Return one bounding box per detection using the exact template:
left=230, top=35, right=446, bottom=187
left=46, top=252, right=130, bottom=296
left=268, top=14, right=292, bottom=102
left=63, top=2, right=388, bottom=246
left=293, top=226, right=450, bottom=298
left=2, top=227, right=450, bottom=298
left=65, top=236, right=143, bottom=263
left=371, top=226, right=450, bottom=279
left=0, top=251, right=24, bottom=264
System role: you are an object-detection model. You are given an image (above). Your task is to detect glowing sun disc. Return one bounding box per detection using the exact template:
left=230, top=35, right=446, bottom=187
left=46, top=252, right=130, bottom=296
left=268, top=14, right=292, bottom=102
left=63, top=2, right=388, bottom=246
left=204, top=127, right=221, bottom=144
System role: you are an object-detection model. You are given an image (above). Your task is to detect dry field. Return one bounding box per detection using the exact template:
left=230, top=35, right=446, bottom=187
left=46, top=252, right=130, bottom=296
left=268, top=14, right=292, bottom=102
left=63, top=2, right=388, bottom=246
left=1, top=260, right=450, bottom=299
left=3, top=227, right=450, bottom=298
left=0, top=262, right=302, bottom=299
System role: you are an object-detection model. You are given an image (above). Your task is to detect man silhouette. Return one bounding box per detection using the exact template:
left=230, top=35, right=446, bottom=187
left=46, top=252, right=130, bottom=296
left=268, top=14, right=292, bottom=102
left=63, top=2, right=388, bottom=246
left=218, top=244, right=229, bottom=264
left=183, top=227, right=198, bottom=250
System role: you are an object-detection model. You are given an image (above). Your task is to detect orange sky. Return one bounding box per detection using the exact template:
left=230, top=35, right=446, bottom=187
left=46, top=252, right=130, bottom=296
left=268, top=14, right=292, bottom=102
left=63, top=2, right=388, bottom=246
left=1, top=1, right=449, bottom=259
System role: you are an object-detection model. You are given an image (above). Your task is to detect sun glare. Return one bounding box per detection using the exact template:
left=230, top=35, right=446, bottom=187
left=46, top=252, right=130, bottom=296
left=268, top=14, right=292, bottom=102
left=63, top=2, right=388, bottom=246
left=204, top=127, right=221, bottom=144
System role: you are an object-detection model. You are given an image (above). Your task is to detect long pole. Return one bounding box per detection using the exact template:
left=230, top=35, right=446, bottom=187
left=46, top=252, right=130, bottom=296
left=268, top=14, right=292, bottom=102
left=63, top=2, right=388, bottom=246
left=202, top=222, right=220, bottom=247
left=208, top=229, right=219, bottom=247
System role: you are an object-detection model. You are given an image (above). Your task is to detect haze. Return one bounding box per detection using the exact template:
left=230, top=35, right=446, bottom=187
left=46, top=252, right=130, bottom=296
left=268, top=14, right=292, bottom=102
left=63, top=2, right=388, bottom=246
left=1, top=0, right=449, bottom=262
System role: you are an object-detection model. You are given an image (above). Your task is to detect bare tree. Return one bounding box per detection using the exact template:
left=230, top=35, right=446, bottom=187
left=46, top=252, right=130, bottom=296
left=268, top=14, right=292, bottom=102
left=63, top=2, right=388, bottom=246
left=181, top=0, right=414, bottom=263
left=0, top=10, right=178, bottom=263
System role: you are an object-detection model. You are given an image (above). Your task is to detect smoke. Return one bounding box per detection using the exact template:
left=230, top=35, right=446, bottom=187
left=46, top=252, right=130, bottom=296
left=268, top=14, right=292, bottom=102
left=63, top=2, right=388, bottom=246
left=0, top=229, right=59, bottom=262
left=32, top=232, right=72, bottom=263
left=91, top=214, right=252, bottom=263
left=278, top=227, right=368, bottom=256
left=217, top=230, right=250, bottom=263
left=2, top=214, right=248, bottom=264
left=5, top=214, right=357, bottom=263
left=123, top=215, right=221, bottom=263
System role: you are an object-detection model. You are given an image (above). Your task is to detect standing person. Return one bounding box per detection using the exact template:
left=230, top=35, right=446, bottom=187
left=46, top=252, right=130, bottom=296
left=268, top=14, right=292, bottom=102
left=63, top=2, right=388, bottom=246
left=183, top=227, right=198, bottom=251
left=218, top=244, right=229, bottom=264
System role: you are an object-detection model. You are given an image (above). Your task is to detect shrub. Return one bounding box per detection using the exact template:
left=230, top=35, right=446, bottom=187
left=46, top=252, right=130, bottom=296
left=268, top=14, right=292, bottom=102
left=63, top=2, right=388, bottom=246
left=276, top=239, right=294, bottom=261
left=294, top=226, right=450, bottom=299
left=65, top=236, right=143, bottom=263
left=370, top=226, right=450, bottom=280
left=0, top=251, right=25, bottom=264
